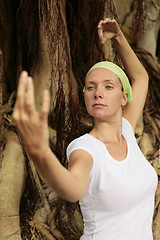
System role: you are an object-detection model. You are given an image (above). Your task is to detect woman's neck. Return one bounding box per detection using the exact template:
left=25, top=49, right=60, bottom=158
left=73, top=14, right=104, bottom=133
left=90, top=116, right=123, bottom=143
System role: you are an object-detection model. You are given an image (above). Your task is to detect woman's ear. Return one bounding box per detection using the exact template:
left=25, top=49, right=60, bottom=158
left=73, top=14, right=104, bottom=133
left=121, top=92, right=128, bottom=107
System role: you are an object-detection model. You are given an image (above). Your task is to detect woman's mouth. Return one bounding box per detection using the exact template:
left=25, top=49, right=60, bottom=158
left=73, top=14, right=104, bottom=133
left=93, top=103, right=105, bottom=108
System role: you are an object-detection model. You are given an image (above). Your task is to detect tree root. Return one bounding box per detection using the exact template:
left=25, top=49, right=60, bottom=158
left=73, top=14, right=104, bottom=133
left=29, top=219, right=65, bottom=240
left=0, top=131, right=26, bottom=240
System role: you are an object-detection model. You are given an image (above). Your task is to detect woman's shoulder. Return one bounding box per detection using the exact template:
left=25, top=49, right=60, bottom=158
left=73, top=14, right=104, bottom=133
left=68, top=133, right=91, bottom=146
left=67, top=133, right=99, bottom=160
left=122, top=117, right=135, bottom=139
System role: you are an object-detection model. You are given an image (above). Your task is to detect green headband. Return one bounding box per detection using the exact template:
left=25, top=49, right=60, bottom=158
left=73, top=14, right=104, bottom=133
left=84, top=61, right=133, bottom=102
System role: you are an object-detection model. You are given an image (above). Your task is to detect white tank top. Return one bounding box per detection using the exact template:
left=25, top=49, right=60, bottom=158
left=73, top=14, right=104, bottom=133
left=67, top=118, right=158, bottom=240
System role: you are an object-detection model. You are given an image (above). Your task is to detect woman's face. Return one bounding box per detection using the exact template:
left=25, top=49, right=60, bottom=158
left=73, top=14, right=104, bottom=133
left=84, top=68, right=128, bottom=121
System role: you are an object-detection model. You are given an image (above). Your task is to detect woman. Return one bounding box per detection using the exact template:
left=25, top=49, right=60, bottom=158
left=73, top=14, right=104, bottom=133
left=13, top=18, right=158, bottom=239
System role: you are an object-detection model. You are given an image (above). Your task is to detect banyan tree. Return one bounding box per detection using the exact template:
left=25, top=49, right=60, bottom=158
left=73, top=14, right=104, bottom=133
left=0, top=0, right=160, bottom=239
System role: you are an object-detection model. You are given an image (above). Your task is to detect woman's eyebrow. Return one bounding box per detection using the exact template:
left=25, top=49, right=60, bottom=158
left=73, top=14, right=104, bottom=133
left=103, top=79, right=115, bottom=83
left=86, top=79, right=114, bottom=84
left=86, top=81, right=96, bottom=84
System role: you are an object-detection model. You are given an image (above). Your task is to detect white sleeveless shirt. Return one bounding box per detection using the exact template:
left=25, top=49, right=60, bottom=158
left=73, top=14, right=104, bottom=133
left=67, top=118, right=158, bottom=240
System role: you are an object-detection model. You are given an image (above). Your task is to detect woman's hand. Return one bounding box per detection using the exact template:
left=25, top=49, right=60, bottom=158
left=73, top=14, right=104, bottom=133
left=12, top=71, right=50, bottom=160
left=97, top=18, right=121, bottom=44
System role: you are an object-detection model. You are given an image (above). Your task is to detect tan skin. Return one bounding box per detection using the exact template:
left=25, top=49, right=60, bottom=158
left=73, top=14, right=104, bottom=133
left=12, top=18, right=149, bottom=203
left=84, top=68, right=128, bottom=161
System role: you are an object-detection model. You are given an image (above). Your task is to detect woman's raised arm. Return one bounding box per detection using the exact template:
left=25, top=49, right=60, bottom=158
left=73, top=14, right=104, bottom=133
left=98, top=18, right=149, bottom=130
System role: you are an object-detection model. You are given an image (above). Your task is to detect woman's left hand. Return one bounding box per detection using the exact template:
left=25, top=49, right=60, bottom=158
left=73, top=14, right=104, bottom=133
left=97, top=18, right=121, bottom=44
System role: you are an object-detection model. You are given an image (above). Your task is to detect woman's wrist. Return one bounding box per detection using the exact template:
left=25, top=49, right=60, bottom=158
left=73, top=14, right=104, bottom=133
left=111, top=30, right=125, bottom=45
left=27, top=143, right=51, bottom=163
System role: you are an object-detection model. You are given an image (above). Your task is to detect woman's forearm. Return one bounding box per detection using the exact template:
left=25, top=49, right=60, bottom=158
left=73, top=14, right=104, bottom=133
left=111, top=31, right=149, bottom=83
left=30, top=148, right=88, bottom=203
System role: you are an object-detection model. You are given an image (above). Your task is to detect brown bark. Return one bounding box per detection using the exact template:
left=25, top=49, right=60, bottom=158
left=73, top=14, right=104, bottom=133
left=0, top=131, right=26, bottom=240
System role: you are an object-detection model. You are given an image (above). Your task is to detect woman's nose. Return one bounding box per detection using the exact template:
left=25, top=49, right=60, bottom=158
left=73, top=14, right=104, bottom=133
left=94, top=88, right=104, bottom=99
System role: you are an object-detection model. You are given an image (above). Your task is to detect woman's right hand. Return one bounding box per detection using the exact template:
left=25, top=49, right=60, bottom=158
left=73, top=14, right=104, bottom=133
left=97, top=18, right=121, bottom=44
left=12, top=71, right=50, bottom=161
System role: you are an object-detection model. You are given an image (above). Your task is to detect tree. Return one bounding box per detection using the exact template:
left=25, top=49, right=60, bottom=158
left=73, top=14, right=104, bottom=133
left=0, top=0, right=160, bottom=239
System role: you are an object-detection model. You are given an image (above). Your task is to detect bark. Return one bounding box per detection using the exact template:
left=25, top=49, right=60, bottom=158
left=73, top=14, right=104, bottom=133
left=0, top=131, right=26, bottom=240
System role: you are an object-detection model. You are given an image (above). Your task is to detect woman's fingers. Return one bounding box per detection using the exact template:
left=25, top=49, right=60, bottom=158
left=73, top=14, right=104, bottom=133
left=97, top=18, right=112, bottom=44
left=39, top=89, right=50, bottom=121
left=12, top=71, right=28, bottom=121
left=13, top=71, right=50, bottom=124
left=16, top=71, right=28, bottom=109
left=25, top=76, right=36, bottom=114
left=12, top=72, right=50, bottom=159
left=97, top=18, right=120, bottom=43
left=97, top=18, right=112, bottom=28
left=98, top=27, right=105, bottom=44
left=97, top=20, right=104, bottom=29
left=13, top=72, right=36, bottom=120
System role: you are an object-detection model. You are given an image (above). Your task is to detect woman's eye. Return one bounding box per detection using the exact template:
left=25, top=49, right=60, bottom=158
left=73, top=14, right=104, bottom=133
left=105, top=85, right=113, bottom=89
left=87, top=86, right=95, bottom=90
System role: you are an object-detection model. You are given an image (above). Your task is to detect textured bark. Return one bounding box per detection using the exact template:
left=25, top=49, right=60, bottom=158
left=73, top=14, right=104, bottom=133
left=0, top=132, right=26, bottom=240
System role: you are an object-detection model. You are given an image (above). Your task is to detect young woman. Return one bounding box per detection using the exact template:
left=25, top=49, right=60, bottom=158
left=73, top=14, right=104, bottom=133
left=13, top=18, right=158, bottom=240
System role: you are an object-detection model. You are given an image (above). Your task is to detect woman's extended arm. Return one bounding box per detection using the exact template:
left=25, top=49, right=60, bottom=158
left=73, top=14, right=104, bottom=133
left=12, top=71, right=93, bottom=202
left=98, top=18, right=149, bottom=130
